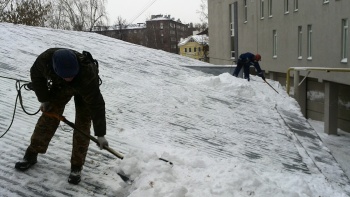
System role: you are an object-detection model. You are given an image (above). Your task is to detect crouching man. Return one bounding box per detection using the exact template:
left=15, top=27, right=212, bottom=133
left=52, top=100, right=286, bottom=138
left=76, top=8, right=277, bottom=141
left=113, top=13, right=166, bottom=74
left=15, top=48, right=109, bottom=185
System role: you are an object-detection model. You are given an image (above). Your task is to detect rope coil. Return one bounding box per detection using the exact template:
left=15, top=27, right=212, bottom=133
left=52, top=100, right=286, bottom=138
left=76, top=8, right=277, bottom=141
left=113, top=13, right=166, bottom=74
left=0, top=76, right=40, bottom=138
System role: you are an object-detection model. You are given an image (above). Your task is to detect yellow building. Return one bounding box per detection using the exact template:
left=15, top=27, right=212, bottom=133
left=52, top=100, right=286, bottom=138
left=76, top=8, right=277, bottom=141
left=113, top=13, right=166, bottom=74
left=178, top=35, right=209, bottom=62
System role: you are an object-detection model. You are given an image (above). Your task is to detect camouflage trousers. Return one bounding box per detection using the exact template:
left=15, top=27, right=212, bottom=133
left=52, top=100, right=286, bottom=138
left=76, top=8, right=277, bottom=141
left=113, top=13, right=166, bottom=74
left=26, top=88, right=91, bottom=168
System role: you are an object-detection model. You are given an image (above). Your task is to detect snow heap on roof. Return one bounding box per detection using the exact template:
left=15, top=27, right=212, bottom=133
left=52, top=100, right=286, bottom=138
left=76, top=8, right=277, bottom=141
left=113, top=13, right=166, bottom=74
left=178, top=35, right=209, bottom=46
left=150, top=17, right=171, bottom=21
left=92, top=23, right=146, bottom=31
left=147, top=14, right=182, bottom=23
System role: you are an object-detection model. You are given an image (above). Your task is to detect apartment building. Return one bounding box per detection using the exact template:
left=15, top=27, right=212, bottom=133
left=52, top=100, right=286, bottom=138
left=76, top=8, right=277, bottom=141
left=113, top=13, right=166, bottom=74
left=208, top=0, right=350, bottom=133
left=93, top=15, right=194, bottom=54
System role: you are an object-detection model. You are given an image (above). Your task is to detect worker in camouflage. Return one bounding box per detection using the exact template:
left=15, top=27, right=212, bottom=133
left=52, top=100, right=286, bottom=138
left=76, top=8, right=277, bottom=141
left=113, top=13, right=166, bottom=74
left=15, top=48, right=109, bottom=185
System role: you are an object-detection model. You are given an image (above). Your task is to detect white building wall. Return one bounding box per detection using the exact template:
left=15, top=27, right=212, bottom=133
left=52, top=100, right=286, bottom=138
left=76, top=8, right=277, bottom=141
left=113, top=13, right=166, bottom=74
left=208, top=0, right=350, bottom=85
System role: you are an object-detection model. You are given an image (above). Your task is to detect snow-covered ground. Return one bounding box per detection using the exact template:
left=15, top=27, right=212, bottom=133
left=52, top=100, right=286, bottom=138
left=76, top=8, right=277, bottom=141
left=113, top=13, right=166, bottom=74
left=0, top=22, right=349, bottom=197
left=310, top=119, right=350, bottom=180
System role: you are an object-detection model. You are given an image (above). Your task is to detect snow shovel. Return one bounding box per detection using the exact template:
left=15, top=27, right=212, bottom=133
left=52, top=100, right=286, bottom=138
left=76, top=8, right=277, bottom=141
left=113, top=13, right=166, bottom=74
left=43, top=112, right=173, bottom=183
left=44, top=112, right=124, bottom=159
left=42, top=112, right=134, bottom=182
left=263, top=79, right=279, bottom=94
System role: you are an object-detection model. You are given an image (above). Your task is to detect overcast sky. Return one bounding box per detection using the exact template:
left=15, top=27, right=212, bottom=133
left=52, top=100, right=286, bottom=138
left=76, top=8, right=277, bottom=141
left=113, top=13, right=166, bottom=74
left=106, top=0, right=204, bottom=25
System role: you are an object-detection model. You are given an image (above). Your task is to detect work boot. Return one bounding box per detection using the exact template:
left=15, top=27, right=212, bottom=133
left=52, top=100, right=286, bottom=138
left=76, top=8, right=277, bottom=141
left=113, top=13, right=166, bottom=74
left=15, top=150, right=38, bottom=171
left=68, top=165, right=82, bottom=185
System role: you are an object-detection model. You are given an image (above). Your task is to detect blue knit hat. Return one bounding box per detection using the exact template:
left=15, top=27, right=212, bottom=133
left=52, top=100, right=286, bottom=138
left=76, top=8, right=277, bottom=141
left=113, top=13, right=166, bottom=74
left=52, top=49, right=79, bottom=78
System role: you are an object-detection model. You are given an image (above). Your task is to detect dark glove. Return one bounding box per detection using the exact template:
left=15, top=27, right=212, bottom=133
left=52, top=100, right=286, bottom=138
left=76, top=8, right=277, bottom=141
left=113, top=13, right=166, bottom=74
left=257, top=72, right=265, bottom=80
left=40, top=102, right=52, bottom=112
left=25, top=82, right=33, bottom=90
left=97, top=136, right=109, bottom=150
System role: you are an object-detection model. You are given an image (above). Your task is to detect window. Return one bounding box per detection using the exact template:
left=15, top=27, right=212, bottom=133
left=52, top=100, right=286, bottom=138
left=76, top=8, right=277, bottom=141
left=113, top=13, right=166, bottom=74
left=230, top=3, right=236, bottom=59
left=160, top=22, right=163, bottom=29
left=199, top=47, right=201, bottom=52
left=307, top=25, right=312, bottom=59
left=298, top=26, right=302, bottom=59
left=284, top=0, right=289, bottom=14
left=273, top=30, right=277, bottom=58
left=189, top=48, right=192, bottom=52
left=260, top=0, right=264, bottom=19
left=244, top=0, right=248, bottom=23
left=194, top=47, right=197, bottom=52
left=294, top=0, right=298, bottom=11
left=230, top=4, right=234, bottom=37
left=341, top=19, right=348, bottom=63
left=268, top=0, right=272, bottom=17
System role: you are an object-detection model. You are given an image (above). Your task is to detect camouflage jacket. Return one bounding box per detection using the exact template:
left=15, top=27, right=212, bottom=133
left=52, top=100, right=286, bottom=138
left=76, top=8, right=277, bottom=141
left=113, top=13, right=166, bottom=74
left=30, top=48, right=106, bottom=136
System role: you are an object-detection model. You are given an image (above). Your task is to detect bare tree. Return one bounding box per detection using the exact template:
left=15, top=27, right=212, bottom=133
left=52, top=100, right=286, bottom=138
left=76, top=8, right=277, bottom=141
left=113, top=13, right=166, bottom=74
left=194, top=22, right=208, bottom=32
left=0, top=0, right=51, bottom=26
left=112, top=16, right=127, bottom=40
left=60, top=0, right=86, bottom=31
left=197, top=0, right=208, bottom=24
left=0, top=0, right=12, bottom=14
left=46, top=0, right=69, bottom=29
left=45, top=0, right=107, bottom=31
left=87, top=0, right=106, bottom=31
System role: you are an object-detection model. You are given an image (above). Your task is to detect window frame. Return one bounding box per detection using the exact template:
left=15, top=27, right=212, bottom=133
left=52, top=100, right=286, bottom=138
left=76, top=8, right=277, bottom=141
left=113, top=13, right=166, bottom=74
left=260, top=0, right=265, bottom=19
left=244, top=0, right=248, bottom=23
left=268, top=0, right=273, bottom=17
left=294, top=0, right=298, bottom=12
left=298, top=26, right=302, bottom=59
left=230, top=3, right=236, bottom=59
left=273, top=30, right=277, bottom=58
left=341, top=19, right=348, bottom=63
left=307, top=25, right=312, bottom=60
left=284, top=0, right=289, bottom=14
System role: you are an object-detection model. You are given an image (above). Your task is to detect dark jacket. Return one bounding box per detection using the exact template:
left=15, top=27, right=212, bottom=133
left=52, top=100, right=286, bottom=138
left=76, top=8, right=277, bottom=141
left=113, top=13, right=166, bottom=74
left=30, top=48, right=106, bottom=136
left=238, top=52, right=262, bottom=73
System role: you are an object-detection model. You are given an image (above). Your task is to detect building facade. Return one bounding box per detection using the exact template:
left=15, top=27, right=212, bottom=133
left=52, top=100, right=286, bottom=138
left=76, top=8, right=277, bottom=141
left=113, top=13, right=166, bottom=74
left=178, top=35, right=209, bottom=62
left=208, top=0, right=350, bottom=133
left=93, top=15, right=195, bottom=54
left=145, top=16, right=193, bottom=53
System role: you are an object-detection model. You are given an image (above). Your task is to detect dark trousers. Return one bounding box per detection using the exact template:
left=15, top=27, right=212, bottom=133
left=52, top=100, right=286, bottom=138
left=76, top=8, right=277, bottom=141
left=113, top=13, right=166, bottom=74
left=232, top=60, right=251, bottom=80
left=232, top=59, right=262, bottom=81
left=26, top=89, right=91, bottom=168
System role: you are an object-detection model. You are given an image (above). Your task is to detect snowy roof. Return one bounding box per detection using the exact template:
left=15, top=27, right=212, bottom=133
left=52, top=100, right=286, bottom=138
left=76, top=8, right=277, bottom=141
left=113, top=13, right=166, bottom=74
left=92, top=23, right=146, bottom=31
left=149, top=17, right=171, bottom=21
left=146, top=14, right=182, bottom=23
left=178, top=35, right=209, bottom=46
left=0, top=23, right=349, bottom=196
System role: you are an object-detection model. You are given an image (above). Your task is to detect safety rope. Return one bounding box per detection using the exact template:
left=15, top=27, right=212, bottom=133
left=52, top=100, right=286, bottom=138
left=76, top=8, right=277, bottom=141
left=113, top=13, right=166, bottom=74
left=0, top=78, right=40, bottom=138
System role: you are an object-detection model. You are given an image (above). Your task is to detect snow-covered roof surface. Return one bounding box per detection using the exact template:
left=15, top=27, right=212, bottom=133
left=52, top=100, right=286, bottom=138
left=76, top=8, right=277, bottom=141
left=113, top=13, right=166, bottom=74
left=0, top=22, right=349, bottom=197
left=178, top=35, right=209, bottom=46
